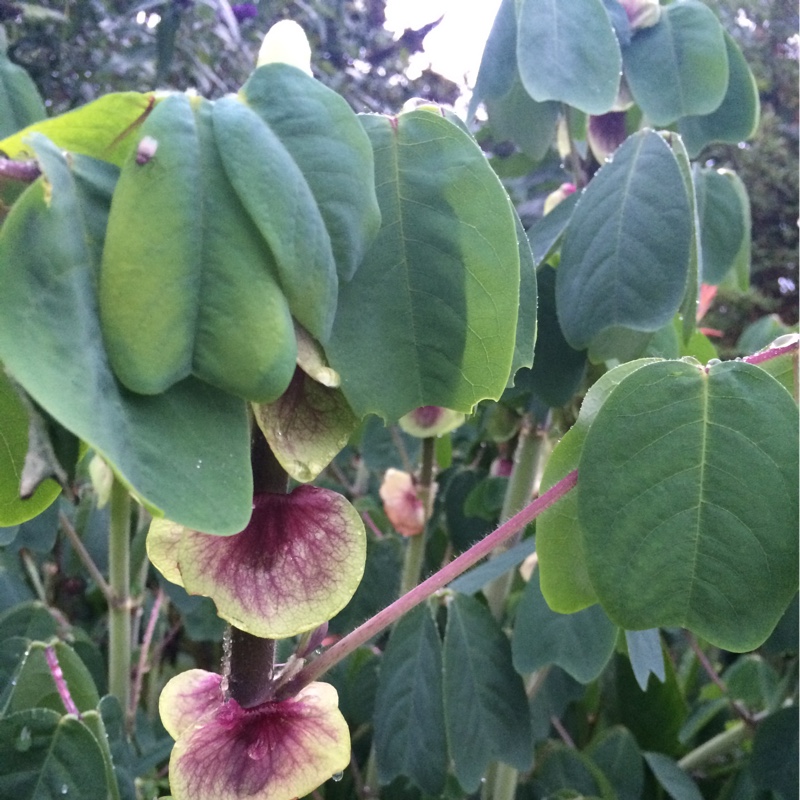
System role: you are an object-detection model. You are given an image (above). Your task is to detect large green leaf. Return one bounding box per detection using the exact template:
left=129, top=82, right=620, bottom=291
left=0, top=370, right=60, bottom=526
left=557, top=131, right=692, bottom=355
left=622, top=0, right=728, bottom=126
left=0, top=135, right=252, bottom=535
left=327, top=110, right=520, bottom=421
left=695, top=167, right=749, bottom=285
left=100, top=95, right=297, bottom=402
left=468, top=0, right=518, bottom=118
left=0, top=30, right=46, bottom=138
left=443, top=594, right=532, bottom=792
left=0, top=93, right=155, bottom=166
left=512, top=571, right=617, bottom=683
left=643, top=753, right=703, bottom=800
left=239, top=64, right=381, bottom=282
left=517, top=0, right=621, bottom=115
left=0, top=708, right=108, bottom=800
left=750, top=706, right=799, bottom=800
left=586, top=727, right=644, bottom=800
left=373, top=605, right=448, bottom=796
left=679, top=32, right=760, bottom=158
left=578, top=359, right=799, bottom=651
left=537, top=359, right=660, bottom=613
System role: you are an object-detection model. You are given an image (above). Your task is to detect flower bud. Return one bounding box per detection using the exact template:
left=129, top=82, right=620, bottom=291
left=257, top=20, right=313, bottom=76
left=543, top=182, right=576, bottom=215
left=621, top=0, right=661, bottom=30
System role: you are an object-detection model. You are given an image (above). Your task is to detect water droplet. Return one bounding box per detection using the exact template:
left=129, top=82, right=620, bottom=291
left=247, top=740, right=268, bottom=761
left=61, top=785, right=68, bottom=795
left=16, top=726, right=31, bottom=752
left=331, top=771, right=344, bottom=782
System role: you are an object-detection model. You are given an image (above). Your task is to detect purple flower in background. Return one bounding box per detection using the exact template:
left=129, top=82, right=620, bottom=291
left=231, top=3, right=258, bottom=22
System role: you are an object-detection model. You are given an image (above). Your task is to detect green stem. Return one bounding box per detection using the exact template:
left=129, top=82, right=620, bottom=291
left=281, top=470, right=578, bottom=697
left=484, top=414, right=547, bottom=619
left=108, top=478, right=132, bottom=724
left=398, top=437, right=436, bottom=596
left=678, top=721, right=751, bottom=772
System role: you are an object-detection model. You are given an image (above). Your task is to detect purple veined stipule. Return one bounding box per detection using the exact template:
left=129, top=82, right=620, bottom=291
left=136, top=135, right=158, bottom=165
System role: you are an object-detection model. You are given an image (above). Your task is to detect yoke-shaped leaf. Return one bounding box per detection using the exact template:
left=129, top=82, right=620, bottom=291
left=0, top=708, right=108, bottom=800
left=443, top=594, right=531, bottom=792
left=513, top=571, right=617, bottom=683
left=0, top=369, right=60, bottom=526
left=625, top=629, right=665, bottom=691
left=622, top=0, right=728, bottom=126
left=327, top=110, right=520, bottom=421
left=517, top=0, right=621, bottom=115
left=100, top=94, right=297, bottom=402
left=0, top=135, right=252, bottom=534
left=239, top=64, right=381, bottom=282
left=557, top=130, right=691, bottom=354
left=373, top=605, right=448, bottom=796
left=679, top=32, right=760, bottom=158
left=148, top=486, right=366, bottom=637
left=578, top=359, right=799, bottom=651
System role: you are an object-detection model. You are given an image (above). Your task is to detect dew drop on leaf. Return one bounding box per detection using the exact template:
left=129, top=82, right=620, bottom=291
left=16, top=726, right=31, bottom=752
left=331, top=771, right=344, bottom=782
left=247, top=740, right=269, bottom=761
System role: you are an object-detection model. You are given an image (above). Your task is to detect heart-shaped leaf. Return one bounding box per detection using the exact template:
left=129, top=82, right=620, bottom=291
left=578, top=359, right=799, bottom=651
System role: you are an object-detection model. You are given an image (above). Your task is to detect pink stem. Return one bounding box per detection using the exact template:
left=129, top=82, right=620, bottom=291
left=129, top=588, right=165, bottom=722
left=0, top=158, right=41, bottom=182
left=284, top=470, right=578, bottom=695
left=742, top=340, right=798, bottom=366
left=45, top=645, right=80, bottom=717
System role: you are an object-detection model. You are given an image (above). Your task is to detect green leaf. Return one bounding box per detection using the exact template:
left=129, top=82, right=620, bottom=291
left=750, top=706, right=799, bottom=800
left=622, top=0, right=728, bottom=126
left=557, top=131, right=692, bottom=354
left=625, top=629, right=665, bottom=691
left=443, top=594, right=532, bottom=792
left=0, top=93, right=156, bottom=166
left=0, top=708, right=108, bottom=800
left=0, top=369, right=60, bottom=525
left=578, top=359, right=799, bottom=651
left=514, top=265, right=586, bottom=408
left=100, top=95, right=297, bottom=402
left=586, top=727, right=644, bottom=800
left=239, top=64, right=381, bottom=282
left=533, top=743, right=604, bottom=798
left=328, top=110, right=520, bottom=421
left=510, top=207, right=538, bottom=380
left=678, top=32, right=760, bottom=158
left=643, top=752, right=703, bottom=800
left=530, top=667, right=584, bottom=743
left=695, top=168, right=748, bottom=285
left=373, top=605, right=448, bottom=796
left=527, top=192, right=578, bottom=268
left=0, top=33, right=46, bottom=138
left=0, top=602, right=58, bottom=643
left=485, top=76, right=560, bottom=162
left=0, top=135, right=252, bottom=535
left=448, top=538, right=535, bottom=595
left=517, top=0, right=621, bottom=115
left=537, top=359, right=660, bottom=613
left=512, top=571, right=617, bottom=683
left=469, top=0, right=518, bottom=118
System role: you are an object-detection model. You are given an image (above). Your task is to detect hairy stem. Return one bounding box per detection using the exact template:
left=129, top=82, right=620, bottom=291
left=283, top=470, right=578, bottom=696
left=108, top=478, right=132, bottom=723
left=678, top=721, right=750, bottom=772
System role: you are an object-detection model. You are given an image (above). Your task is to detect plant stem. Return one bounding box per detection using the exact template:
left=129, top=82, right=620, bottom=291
left=59, top=510, right=115, bottom=604
left=282, top=470, right=578, bottom=696
left=398, top=436, right=436, bottom=596
left=484, top=413, right=547, bottom=619
left=108, top=478, right=132, bottom=724
left=678, top=721, right=750, bottom=772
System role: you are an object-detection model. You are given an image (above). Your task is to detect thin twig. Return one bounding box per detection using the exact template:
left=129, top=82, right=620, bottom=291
left=59, top=510, right=115, bottom=604
left=129, top=587, right=165, bottom=726
left=551, top=715, right=576, bottom=748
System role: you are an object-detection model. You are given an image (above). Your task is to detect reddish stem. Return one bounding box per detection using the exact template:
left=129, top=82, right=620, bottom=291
left=0, top=158, right=41, bottom=182
left=282, top=470, right=578, bottom=696
left=742, top=339, right=798, bottom=366
left=45, top=645, right=80, bottom=717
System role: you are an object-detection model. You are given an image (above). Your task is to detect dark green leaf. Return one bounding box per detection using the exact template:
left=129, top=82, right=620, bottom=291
left=625, top=629, right=665, bottom=691
left=530, top=667, right=584, bottom=743
left=443, top=594, right=532, bottom=791
left=586, top=727, right=643, bottom=800
left=579, top=360, right=799, bottom=651
left=679, top=32, right=760, bottom=158
left=373, top=605, right=447, bottom=796
left=527, top=193, right=578, bottom=268
left=0, top=136, right=252, bottom=535
left=442, top=470, right=494, bottom=554
left=557, top=131, right=692, bottom=354
left=722, top=655, right=779, bottom=711
left=98, top=696, right=137, bottom=800
left=0, top=708, right=108, bottom=800
left=517, top=0, right=621, bottom=115
left=0, top=602, right=58, bottom=643
left=448, top=538, right=535, bottom=595
left=533, top=743, right=604, bottom=798
left=512, top=571, right=617, bottom=683
left=328, top=110, right=521, bottom=420
left=469, top=0, right=518, bottom=118
left=510, top=209, right=538, bottom=380
left=750, top=706, right=799, bottom=800
left=0, top=31, right=46, bottom=138
left=622, top=0, right=728, bottom=126
left=643, top=752, right=703, bottom=800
